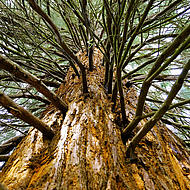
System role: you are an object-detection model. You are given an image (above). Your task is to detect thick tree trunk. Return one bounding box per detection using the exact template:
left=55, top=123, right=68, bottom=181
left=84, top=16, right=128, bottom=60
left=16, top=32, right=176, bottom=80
left=0, top=49, right=190, bottom=189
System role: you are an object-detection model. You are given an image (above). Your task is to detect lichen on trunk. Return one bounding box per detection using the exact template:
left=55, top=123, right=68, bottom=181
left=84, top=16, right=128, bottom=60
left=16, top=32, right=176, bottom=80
left=0, top=49, right=189, bottom=190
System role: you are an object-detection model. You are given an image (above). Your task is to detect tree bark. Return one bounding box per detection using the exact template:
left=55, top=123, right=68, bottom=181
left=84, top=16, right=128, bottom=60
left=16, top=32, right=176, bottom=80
left=0, top=49, right=189, bottom=189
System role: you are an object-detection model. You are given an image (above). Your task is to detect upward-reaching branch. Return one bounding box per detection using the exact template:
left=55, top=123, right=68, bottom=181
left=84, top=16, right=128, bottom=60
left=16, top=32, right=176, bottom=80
left=80, top=0, right=94, bottom=71
left=120, top=0, right=155, bottom=68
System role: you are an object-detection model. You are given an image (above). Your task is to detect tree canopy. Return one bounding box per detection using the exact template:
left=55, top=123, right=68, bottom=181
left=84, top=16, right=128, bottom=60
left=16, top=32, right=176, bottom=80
left=0, top=0, right=190, bottom=155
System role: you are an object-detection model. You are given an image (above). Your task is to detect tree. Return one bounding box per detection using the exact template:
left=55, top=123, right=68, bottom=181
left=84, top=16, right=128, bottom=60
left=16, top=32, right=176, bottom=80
left=0, top=0, right=190, bottom=189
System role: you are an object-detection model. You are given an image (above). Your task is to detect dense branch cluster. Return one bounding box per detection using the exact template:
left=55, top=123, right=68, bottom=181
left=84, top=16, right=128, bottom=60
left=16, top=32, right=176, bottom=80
left=0, top=0, right=189, bottom=160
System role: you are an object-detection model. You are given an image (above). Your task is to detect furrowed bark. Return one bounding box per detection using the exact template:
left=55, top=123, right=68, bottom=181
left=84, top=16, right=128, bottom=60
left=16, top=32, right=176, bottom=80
left=0, top=92, right=54, bottom=139
left=0, top=55, right=68, bottom=114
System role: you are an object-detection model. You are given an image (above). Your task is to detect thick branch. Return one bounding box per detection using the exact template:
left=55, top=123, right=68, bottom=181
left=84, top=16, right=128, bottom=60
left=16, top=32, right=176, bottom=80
left=116, top=67, right=127, bottom=124
left=0, top=55, right=68, bottom=113
left=0, top=92, right=54, bottom=139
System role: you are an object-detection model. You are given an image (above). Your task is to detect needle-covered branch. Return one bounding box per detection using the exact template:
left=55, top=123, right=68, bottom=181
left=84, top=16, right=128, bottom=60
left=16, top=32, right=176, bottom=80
left=136, top=23, right=190, bottom=115
left=140, top=99, right=190, bottom=120
left=0, top=92, right=54, bottom=139
left=161, top=119, right=190, bottom=130
left=0, top=75, right=60, bottom=88
left=147, top=23, right=190, bottom=79
left=10, top=94, right=50, bottom=104
left=143, top=0, right=183, bottom=27
left=146, top=35, right=190, bottom=83
left=0, top=55, right=68, bottom=114
left=0, top=121, right=27, bottom=136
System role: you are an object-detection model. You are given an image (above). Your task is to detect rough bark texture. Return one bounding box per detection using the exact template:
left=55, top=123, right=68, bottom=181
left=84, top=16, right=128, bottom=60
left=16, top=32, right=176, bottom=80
left=0, top=49, right=190, bottom=189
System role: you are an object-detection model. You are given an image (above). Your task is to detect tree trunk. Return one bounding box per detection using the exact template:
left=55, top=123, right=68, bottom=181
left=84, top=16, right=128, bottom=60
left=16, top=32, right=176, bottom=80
left=0, top=49, right=190, bottom=190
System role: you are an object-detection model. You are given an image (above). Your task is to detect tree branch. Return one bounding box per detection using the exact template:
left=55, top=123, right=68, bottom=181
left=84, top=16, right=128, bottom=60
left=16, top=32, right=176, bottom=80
left=0, top=120, right=27, bottom=136
left=120, top=0, right=155, bottom=68
left=116, top=67, right=127, bottom=124
left=161, top=119, right=190, bottom=130
left=0, top=155, right=9, bottom=161
left=141, top=99, right=190, bottom=120
left=0, top=92, right=54, bottom=139
left=0, top=54, right=68, bottom=114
